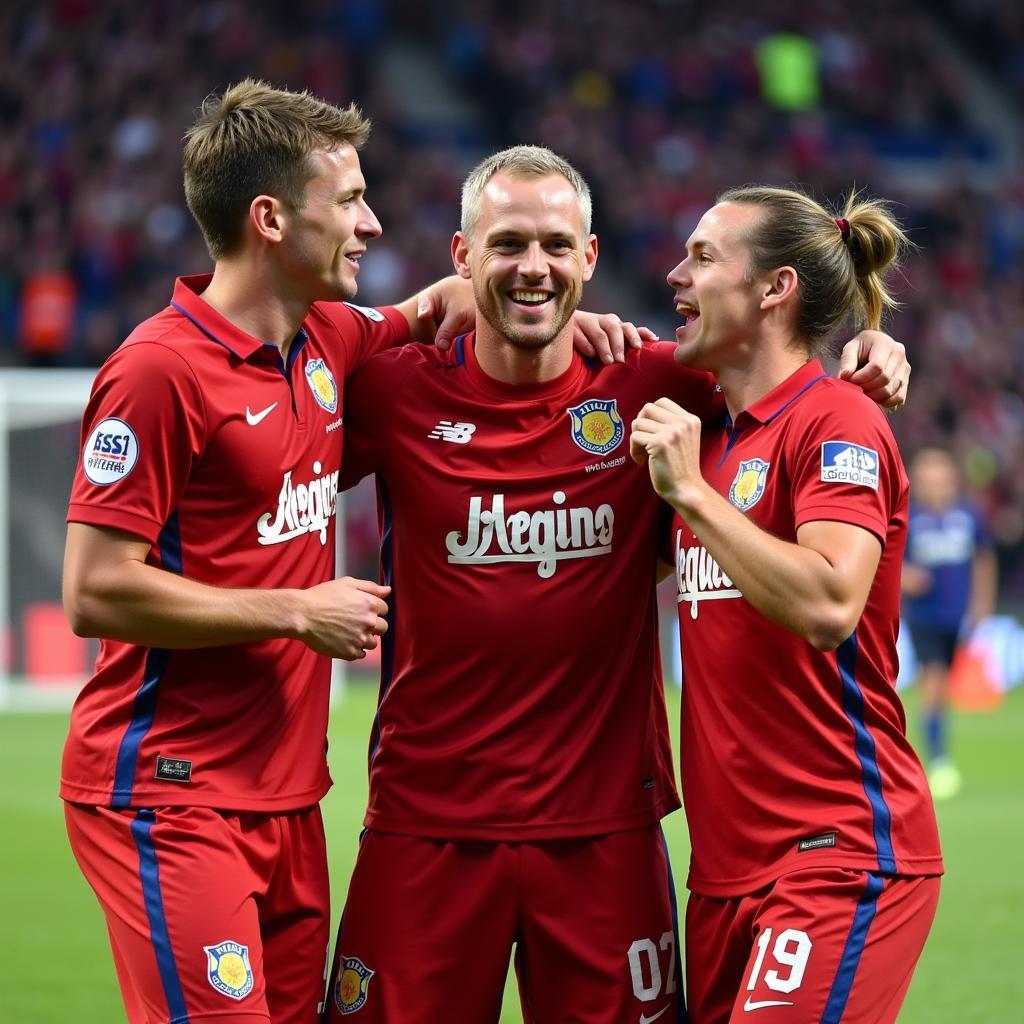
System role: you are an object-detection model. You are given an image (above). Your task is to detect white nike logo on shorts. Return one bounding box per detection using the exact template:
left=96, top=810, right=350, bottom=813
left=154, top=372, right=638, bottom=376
left=246, top=402, right=278, bottom=426
left=639, top=1006, right=671, bottom=1024
left=743, top=997, right=795, bottom=1011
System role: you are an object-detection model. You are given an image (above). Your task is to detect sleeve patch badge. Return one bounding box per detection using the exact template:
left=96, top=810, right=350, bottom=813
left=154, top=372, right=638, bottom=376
left=820, top=441, right=879, bottom=490
left=203, top=940, right=254, bottom=1000
left=82, top=417, right=139, bottom=485
left=343, top=301, right=385, bottom=323
left=335, top=955, right=375, bottom=1014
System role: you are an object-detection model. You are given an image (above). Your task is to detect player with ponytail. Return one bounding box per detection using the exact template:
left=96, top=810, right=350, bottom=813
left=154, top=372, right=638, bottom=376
left=631, top=187, right=941, bottom=1024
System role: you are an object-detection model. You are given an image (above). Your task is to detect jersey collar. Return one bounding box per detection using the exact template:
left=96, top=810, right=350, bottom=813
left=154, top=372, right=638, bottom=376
left=170, top=275, right=308, bottom=363
left=731, top=359, right=828, bottom=427
left=461, top=330, right=588, bottom=401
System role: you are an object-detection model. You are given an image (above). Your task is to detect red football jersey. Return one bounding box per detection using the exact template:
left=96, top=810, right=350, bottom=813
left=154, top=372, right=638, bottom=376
left=342, top=335, right=719, bottom=840
left=670, top=360, right=943, bottom=896
left=61, top=275, right=407, bottom=812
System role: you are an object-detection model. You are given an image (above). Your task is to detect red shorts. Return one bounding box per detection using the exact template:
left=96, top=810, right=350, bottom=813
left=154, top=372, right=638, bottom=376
left=65, top=802, right=330, bottom=1024
left=327, top=826, right=684, bottom=1024
left=685, top=868, right=940, bottom=1024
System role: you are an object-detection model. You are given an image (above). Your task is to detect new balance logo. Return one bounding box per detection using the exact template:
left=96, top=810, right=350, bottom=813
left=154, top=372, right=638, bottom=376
left=428, top=420, right=476, bottom=444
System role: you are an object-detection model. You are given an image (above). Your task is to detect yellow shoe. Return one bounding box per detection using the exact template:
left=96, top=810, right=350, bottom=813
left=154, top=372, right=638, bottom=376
left=928, top=759, right=962, bottom=801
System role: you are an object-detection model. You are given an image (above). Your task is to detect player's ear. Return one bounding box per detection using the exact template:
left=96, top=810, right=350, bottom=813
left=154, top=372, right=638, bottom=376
left=452, top=232, right=472, bottom=279
left=581, top=234, right=598, bottom=282
left=250, top=195, right=286, bottom=245
left=760, top=266, right=798, bottom=312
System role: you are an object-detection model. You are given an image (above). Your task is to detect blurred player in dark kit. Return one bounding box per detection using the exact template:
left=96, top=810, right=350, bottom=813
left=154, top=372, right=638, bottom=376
left=326, top=148, right=912, bottom=1024
left=903, top=446, right=997, bottom=798
left=632, top=187, right=942, bottom=1023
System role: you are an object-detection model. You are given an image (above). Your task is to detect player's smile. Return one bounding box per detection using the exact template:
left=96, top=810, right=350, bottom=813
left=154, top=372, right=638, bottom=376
left=674, top=300, right=700, bottom=333
left=667, top=202, right=767, bottom=372
left=507, top=288, right=555, bottom=308
left=286, top=145, right=381, bottom=304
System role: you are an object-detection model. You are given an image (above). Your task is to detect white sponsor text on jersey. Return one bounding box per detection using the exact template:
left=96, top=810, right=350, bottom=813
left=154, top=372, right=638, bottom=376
left=446, top=491, right=613, bottom=578
left=257, top=460, right=339, bottom=546
left=675, top=528, right=742, bottom=618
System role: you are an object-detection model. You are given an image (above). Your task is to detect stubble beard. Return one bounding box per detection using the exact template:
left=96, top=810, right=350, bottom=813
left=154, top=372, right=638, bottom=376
left=476, top=282, right=579, bottom=351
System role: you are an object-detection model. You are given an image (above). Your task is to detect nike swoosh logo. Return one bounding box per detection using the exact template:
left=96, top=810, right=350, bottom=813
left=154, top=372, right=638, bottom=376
left=743, top=997, right=795, bottom=1011
left=639, top=1007, right=671, bottom=1024
left=245, top=402, right=278, bottom=426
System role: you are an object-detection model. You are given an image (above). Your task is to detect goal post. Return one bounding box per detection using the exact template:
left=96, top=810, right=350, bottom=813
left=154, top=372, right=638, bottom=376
left=0, top=370, right=96, bottom=709
left=0, top=368, right=349, bottom=712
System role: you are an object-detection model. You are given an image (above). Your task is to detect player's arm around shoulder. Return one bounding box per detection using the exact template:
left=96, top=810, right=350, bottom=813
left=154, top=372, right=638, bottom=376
left=837, top=329, right=911, bottom=409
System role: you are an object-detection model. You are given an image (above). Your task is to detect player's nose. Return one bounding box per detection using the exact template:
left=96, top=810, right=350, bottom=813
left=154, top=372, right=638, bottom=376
left=518, top=242, right=548, bottom=278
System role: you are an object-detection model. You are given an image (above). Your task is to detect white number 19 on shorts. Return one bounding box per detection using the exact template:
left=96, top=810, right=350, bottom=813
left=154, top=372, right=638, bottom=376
left=746, top=927, right=813, bottom=997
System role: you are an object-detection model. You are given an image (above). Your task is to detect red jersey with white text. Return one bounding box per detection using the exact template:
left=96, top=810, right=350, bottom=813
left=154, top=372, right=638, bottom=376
left=342, top=335, right=719, bottom=840
left=61, top=275, right=407, bottom=811
left=671, top=360, right=942, bottom=896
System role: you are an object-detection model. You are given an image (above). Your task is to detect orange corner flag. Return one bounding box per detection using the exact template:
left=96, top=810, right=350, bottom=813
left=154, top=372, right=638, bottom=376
left=948, top=646, right=1002, bottom=711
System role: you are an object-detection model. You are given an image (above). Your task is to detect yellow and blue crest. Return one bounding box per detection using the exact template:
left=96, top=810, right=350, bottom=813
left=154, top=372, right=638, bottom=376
left=728, top=458, right=770, bottom=511
left=305, top=358, right=338, bottom=414
left=203, top=940, right=253, bottom=1001
left=335, top=955, right=374, bottom=1015
left=568, top=399, right=624, bottom=455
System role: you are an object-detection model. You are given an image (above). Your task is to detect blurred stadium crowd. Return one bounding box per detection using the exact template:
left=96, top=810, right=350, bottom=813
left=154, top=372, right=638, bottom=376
left=2, top=0, right=1022, bottom=600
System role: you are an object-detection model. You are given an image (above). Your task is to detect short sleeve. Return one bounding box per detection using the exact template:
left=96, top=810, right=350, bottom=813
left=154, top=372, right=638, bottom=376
left=67, top=342, right=207, bottom=543
left=313, top=301, right=410, bottom=374
left=788, top=389, right=905, bottom=546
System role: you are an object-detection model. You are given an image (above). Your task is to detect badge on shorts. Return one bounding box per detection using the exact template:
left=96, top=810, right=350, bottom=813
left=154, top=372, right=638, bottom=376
left=335, top=955, right=374, bottom=1014
left=204, top=940, right=254, bottom=1000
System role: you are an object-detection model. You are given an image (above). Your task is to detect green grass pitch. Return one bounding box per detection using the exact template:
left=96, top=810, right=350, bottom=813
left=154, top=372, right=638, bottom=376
left=2, top=682, right=1022, bottom=1022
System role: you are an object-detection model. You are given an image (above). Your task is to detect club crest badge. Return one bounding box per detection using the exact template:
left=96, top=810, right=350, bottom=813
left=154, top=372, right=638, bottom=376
left=728, top=458, right=770, bottom=511
left=203, top=940, right=253, bottom=1000
left=335, top=956, right=374, bottom=1014
left=305, top=358, right=338, bottom=414
left=568, top=399, right=624, bottom=455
